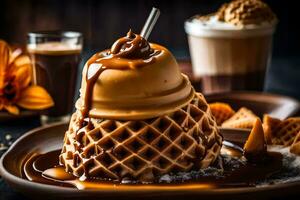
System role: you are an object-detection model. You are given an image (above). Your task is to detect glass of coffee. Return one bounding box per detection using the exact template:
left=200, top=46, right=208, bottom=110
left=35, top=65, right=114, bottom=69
left=27, top=31, right=83, bottom=124
left=184, top=0, right=277, bottom=94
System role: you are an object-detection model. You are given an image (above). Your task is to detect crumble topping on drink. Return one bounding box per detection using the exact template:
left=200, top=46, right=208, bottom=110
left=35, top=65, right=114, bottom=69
left=216, top=0, right=277, bottom=26
left=192, top=0, right=277, bottom=30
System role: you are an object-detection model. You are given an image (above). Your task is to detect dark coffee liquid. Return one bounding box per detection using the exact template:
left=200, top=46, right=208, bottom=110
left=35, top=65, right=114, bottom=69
left=28, top=43, right=81, bottom=117
left=193, top=71, right=265, bottom=94
left=177, top=60, right=266, bottom=94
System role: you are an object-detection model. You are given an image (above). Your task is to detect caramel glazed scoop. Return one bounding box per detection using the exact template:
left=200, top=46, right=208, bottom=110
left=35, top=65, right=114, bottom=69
left=76, top=29, right=195, bottom=122
left=81, top=30, right=160, bottom=119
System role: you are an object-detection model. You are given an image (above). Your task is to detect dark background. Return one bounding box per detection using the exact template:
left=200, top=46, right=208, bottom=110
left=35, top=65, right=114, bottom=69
left=0, top=0, right=299, bottom=99
left=0, top=1, right=300, bottom=199
left=0, top=0, right=298, bottom=57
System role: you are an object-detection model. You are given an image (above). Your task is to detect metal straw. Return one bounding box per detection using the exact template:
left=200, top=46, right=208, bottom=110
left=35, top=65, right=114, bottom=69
left=140, top=7, right=160, bottom=40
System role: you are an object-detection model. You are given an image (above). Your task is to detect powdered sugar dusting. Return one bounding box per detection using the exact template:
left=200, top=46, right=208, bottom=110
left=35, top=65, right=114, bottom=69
left=256, top=146, right=300, bottom=186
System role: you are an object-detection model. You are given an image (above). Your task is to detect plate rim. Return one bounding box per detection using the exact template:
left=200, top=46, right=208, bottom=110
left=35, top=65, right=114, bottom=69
left=205, top=91, right=300, bottom=101
left=206, top=91, right=300, bottom=111
left=1, top=122, right=300, bottom=196
left=206, top=91, right=300, bottom=121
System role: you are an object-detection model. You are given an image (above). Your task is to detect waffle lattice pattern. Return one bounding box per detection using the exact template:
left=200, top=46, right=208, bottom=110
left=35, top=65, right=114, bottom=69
left=270, top=118, right=300, bottom=146
left=209, top=102, right=235, bottom=125
left=221, top=107, right=258, bottom=129
left=290, top=132, right=300, bottom=155
left=60, top=93, right=222, bottom=182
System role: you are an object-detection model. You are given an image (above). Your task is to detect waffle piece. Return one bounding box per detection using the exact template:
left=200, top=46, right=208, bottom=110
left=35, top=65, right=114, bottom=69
left=262, top=115, right=282, bottom=144
left=243, top=118, right=267, bottom=161
left=267, top=117, right=300, bottom=146
left=209, top=102, right=235, bottom=125
left=221, top=107, right=258, bottom=129
left=290, top=132, right=300, bottom=155
left=60, top=93, right=222, bottom=182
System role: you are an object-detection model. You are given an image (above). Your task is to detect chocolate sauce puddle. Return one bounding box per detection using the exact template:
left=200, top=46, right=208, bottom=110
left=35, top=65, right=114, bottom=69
left=22, top=142, right=288, bottom=190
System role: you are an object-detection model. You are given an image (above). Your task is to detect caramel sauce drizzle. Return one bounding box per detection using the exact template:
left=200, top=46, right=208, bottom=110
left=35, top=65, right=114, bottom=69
left=81, top=30, right=159, bottom=120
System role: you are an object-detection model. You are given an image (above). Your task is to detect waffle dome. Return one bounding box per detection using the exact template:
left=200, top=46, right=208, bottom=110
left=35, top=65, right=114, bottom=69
left=60, top=31, right=222, bottom=183
left=60, top=93, right=222, bottom=182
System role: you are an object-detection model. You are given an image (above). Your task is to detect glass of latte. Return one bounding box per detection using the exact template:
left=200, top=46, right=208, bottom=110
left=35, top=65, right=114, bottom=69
left=185, top=0, right=277, bottom=94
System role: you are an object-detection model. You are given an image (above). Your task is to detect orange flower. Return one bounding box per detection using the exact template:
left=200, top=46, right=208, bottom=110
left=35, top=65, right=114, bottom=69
left=0, top=40, right=54, bottom=115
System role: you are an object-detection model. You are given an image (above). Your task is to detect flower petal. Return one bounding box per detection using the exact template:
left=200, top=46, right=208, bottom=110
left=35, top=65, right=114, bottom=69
left=13, top=60, right=32, bottom=89
left=0, top=99, right=4, bottom=110
left=15, top=66, right=31, bottom=89
left=9, top=47, right=22, bottom=65
left=17, top=85, right=54, bottom=110
left=4, top=103, right=19, bottom=115
left=11, top=54, right=31, bottom=70
left=0, top=40, right=11, bottom=89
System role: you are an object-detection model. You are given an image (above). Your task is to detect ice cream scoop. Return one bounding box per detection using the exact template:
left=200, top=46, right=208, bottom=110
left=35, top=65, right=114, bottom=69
left=76, top=30, right=195, bottom=120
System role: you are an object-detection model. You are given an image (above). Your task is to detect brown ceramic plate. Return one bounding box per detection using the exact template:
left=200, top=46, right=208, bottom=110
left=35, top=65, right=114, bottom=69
left=1, top=123, right=300, bottom=200
left=205, top=91, right=300, bottom=120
